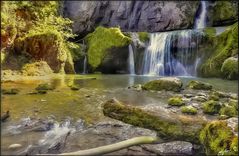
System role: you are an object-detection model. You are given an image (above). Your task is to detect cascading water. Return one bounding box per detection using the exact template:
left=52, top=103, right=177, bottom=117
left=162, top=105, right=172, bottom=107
left=142, top=30, right=202, bottom=76
left=128, top=44, right=135, bottom=75
left=194, top=1, right=207, bottom=29
left=82, top=55, right=87, bottom=74
left=141, top=1, right=207, bottom=76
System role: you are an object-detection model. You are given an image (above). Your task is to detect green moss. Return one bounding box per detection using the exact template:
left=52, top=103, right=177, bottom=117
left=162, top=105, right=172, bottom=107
left=168, top=97, right=185, bottom=106
left=2, top=88, right=20, bottom=95
left=103, top=99, right=202, bottom=143
left=199, top=121, right=237, bottom=155
left=35, top=83, right=53, bottom=91
left=213, top=1, right=238, bottom=23
left=202, top=100, right=221, bottom=115
left=181, top=106, right=197, bottom=115
left=138, top=32, right=149, bottom=42
left=228, top=99, right=238, bottom=110
left=200, top=22, right=238, bottom=78
left=86, top=26, right=132, bottom=70
left=142, top=78, right=182, bottom=92
left=209, top=94, right=220, bottom=101
left=203, top=27, right=216, bottom=38
left=187, top=80, right=212, bottom=90
left=221, top=57, right=238, bottom=80
left=219, top=105, right=237, bottom=117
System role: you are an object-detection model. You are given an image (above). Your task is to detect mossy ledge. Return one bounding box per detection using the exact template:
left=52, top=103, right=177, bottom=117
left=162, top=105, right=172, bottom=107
left=199, top=120, right=238, bottom=155
left=85, top=26, right=132, bottom=70
left=103, top=98, right=206, bottom=143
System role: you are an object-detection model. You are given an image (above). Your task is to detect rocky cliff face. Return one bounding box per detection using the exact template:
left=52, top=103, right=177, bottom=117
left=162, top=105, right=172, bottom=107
left=63, top=1, right=199, bottom=35
left=63, top=1, right=238, bottom=36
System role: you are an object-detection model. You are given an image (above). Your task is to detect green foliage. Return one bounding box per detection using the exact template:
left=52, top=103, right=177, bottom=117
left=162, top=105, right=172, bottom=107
left=86, top=26, right=132, bottom=69
left=221, top=57, right=238, bottom=80
left=68, top=42, right=84, bottom=61
left=181, top=106, right=197, bottom=115
left=202, top=100, right=221, bottom=115
left=200, top=22, right=238, bottom=78
left=168, top=97, right=185, bottom=106
left=199, top=121, right=238, bottom=155
left=138, top=32, right=149, bottom=42
left=187, top=80, right=212, bottom=90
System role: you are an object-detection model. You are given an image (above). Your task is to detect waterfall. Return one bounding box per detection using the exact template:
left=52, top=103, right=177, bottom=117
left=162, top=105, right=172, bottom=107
left=128, top=44, right=135, bottom=75
left=194, top=1, right=207, bottom=29
left=142, top=30, right=202, bottom=76
left=82, top=55, right=87, bottom=74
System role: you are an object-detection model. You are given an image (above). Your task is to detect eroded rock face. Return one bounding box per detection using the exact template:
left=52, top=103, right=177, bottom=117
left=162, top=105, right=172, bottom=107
left=63, top=1, right=199, bottom=35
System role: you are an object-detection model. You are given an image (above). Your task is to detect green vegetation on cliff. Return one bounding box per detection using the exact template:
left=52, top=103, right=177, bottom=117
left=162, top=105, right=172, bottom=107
left=1, top=1, right=76, bottom=74
left=200, top=22, right=238, bottom=79
left=221, top=57, right=238, bottom=80
left=85, top=26, right=132, bottom=70
left=138, top=32, right=149, bottom=42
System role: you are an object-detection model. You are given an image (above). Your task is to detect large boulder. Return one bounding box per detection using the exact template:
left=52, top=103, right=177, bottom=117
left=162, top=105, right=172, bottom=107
left=63, top=1, right=199, bottom=35
left=21, top=61, right=53, bottom=76
left=221, top=57, right=238, bottom=80
left=142, top=77, right=183, bottom=92
left=186, top=80, right=212, bottom=90
left=85, top=26, right=132, bottom=72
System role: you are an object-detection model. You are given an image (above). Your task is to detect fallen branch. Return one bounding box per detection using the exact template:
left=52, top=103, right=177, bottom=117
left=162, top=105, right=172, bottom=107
left=40, top=136, right=158, bottom=155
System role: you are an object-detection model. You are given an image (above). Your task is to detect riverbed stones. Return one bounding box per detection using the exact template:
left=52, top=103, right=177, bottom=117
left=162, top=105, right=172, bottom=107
left=187, top=80, right=212, bottom=90
left=142, top=77, right=183, bottom=92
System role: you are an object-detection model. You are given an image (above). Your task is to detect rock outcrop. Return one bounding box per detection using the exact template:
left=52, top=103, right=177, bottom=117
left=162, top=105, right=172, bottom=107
left=63, top=1, right=200, bottom=35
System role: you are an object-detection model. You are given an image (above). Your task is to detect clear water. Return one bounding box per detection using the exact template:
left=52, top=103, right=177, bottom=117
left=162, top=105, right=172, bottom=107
left=1, top=74, right=238, bottom=154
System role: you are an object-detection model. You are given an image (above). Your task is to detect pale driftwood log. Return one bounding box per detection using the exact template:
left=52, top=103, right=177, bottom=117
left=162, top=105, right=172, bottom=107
left=40, top=136, right=158, bottom=155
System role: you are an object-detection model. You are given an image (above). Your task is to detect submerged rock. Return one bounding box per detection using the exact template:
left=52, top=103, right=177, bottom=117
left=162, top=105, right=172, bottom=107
left=187, top=80, right=212, bottom=90
left=142, top=77, right=183, bottom=92
left=1, top=88, right=20, bottom=95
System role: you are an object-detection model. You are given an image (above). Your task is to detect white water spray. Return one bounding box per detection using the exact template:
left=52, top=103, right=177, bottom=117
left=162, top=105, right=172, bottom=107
left=128, top=44, right=135, bottom=75
left=194, top=1, right=207, bottom=29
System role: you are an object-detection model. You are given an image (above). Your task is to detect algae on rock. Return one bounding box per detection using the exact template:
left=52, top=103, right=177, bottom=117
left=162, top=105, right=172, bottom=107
left=85, top=26, right=132, bottom=70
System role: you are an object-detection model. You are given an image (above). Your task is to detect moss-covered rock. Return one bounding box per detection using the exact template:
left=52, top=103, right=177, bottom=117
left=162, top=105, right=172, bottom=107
left=199, top=22, right=238, bottom=79
left=212, top=1, right=238, bottom=26
left=21, top=61, right=53, bottom=76
left=199, top=120, right=238, bottom=155
left=138, top=32, right=149, bottom=42
left=69, top=85, right=80, bottom=91
left=35, top=83, right=54, bottom=93
left=168, top=96, right=185, bottom=106
left=2, top=88, right=20, bottom=95
left=221, top=57, right=238, bottom=80
left=219, top=105, right=237, bottom=117
left=142, top=77, right=183, bottom=92
left=202, top=100, right=221, bottom=115
left=181, top=106, right=197, bottom=115
left=85, top=26, right=132, bottom=70
left=103, top=98, right=205, bottom=143
left=187, top=80, right=212, bottom=90
left=208, top=94, right=219, bottom=101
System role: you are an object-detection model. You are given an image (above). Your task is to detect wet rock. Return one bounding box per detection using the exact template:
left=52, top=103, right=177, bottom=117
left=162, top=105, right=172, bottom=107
left=184, top=94, right=194, bottom=98
left=8, top=144, right=22, bottom=150
left=128, top=84, right=142, bottom=91
left=142, top=77, right=183, bottom=92
left=142, top=141, right=193, bottom=155
left=192, top=96, right=207, bottom=102
left=21, top=61, right=53, bottom=76
left=187, top=80, right=212, bottom=90
left=70, top=85, right=80, bottom=90
left=1, top=111, right=10, bottom=122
